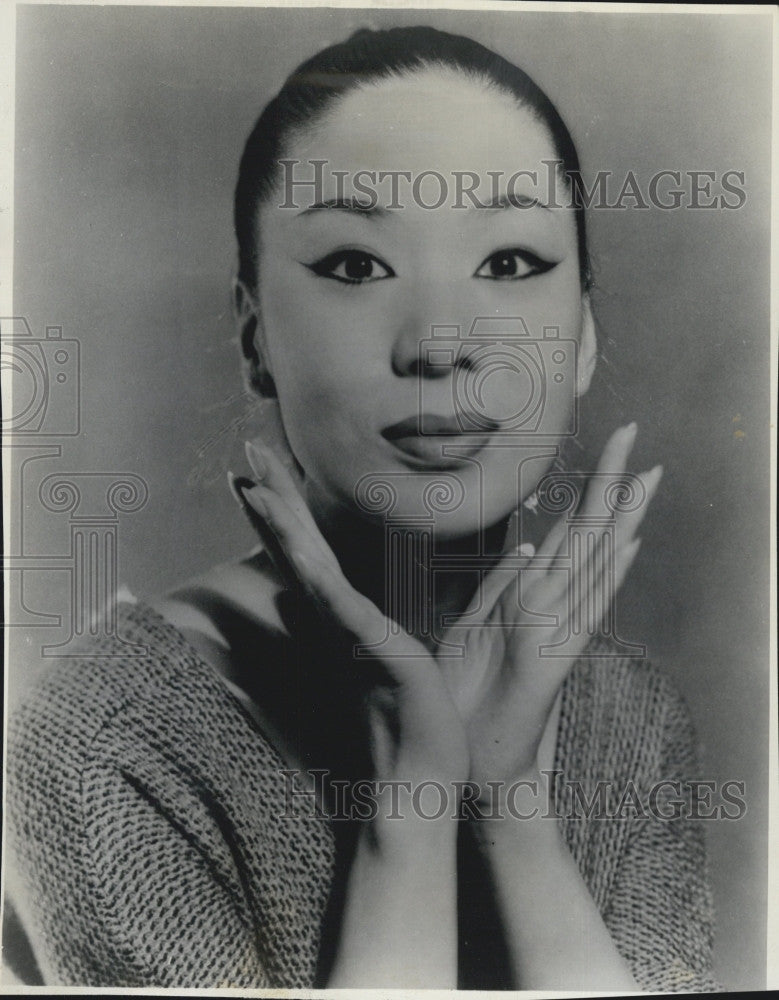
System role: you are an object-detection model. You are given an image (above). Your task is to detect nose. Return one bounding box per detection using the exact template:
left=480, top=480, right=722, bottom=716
left=390, top=284, right=474, bottom=379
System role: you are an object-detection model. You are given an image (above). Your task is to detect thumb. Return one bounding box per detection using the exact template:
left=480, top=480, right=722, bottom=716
left=449, top=541, right=535, bottom=631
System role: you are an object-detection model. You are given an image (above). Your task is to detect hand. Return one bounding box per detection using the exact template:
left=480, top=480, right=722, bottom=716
left=437, top=423, right=662, bottom=795
left=232, top=440, right=469, bottom=790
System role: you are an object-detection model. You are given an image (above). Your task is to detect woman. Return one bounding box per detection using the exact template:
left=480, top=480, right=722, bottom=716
left=6, top=25, right=717, bottom=991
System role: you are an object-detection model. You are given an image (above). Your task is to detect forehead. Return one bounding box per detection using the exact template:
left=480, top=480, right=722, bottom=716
left=280, top=66, right=558, bottom=193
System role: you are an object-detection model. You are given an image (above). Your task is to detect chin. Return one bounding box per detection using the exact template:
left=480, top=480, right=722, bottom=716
left=346, top=468, right=514, bottom=541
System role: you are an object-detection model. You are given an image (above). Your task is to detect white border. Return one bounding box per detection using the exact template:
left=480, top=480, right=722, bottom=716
left=0, top=3, right=775, bottom=996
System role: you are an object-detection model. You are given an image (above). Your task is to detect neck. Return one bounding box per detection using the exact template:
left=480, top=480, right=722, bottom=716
left=305, top=479, right=511, bottom=647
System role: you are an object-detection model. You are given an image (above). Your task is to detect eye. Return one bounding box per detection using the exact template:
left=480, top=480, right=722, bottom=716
left=306, top=250, right=395, bottom=285
left=474, top=249, right=556, bottom=281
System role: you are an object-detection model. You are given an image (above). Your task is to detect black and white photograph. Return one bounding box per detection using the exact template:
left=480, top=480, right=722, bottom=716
left=1, top=1, right=775, bottom=992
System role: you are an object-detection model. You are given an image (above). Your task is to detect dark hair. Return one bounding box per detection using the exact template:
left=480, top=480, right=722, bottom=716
left=234, top=25, right=591, bottom=291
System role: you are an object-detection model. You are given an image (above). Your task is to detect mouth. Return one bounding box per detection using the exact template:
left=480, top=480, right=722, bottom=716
left=381, top=415, right=495, bottom=468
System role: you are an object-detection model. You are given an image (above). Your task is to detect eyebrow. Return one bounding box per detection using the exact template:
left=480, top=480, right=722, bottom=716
left=297, top=198, right=389, bottom=219
left=293, top=192, right=552, bottom=217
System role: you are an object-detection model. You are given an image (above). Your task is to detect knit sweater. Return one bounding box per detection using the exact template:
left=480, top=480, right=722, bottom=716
left=6, top=599, right=717, bottom=991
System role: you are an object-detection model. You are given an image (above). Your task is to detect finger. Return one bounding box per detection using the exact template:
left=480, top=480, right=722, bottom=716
left=571, top=528, right=611, bottom=636
left=504, top=535, right=643, bottom=708
left=558, top=459, right=660, bottom=604
left=477, top=543, right=536, bottom=618
left=613, top=463, right=663, bottom=548
left=234, top=477, right=447, bottom=708
left=498, top=527, right=645, bottom=726
left=596, top=421, right=637, bottom=477
left=584, top=534, right=642, bottom=638
left=241, top=481, right=337, bottom=590
left=532, top=423, right=637, bottom=573
left=453, top=545, right=535, bottom=628
left=550, top=519, right=616, bottom=626
left=239, top=482, right=433, bottom=664
left=571, top=421, right=638, bottom=528
left=245, top=439, right=339, bottom=572
left=231, top=474, right=305, bottom=593
left=534, top=512, right=569, bottom=561
left=565, top=529, right=642, bottom=641
left=496, top=545, right=564, bottom=630
left=534, top=458, right=659, bottom=602
left=613, top=535, right=642, bottom=593
left=501, top=508, right=520, bottom=554
left=240, top=478, right=395, bottom=654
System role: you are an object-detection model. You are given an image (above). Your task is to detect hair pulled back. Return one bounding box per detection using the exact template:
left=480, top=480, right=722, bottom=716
left=234, top=25, right=591, bottom=292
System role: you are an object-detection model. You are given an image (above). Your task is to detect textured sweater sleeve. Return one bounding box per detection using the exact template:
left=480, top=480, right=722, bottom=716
left=7, top=713, right=272, bottom=989
left=74, top=757, right=271, bottom=989
left=6, top=603, right=336, bottom=989
left=4, top=619, right=278, bottom=988
left=602, top=674, right=719, bottom=992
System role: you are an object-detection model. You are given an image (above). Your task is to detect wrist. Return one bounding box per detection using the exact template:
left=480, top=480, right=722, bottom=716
left=468, top=766, right=558, bottom=818
left=466, top=769, right=565, bottom=855
left=365, top=807, right=460, bottom=863
left=331, top=808, right=459, bottom=989
left=470, top=804, right=565, bottom=863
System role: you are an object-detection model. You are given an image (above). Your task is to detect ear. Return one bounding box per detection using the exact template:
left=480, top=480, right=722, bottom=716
left=233, top=276, right=277, bottom=398
left=575, top=295, right=597, bottom=397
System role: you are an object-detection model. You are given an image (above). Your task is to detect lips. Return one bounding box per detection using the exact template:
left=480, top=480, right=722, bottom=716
left=381, top=415, right=495, bottom=466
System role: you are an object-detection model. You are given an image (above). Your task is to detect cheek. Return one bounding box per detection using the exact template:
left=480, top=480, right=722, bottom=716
left=260, top=286, right=340, bottom=406
left=260, top=261, right=385, bottom=379
left=257, top=278, right=382, bottom=480
left=467, top=275, right=584, bottom=423
left=516, top=262, right=583, bottom=330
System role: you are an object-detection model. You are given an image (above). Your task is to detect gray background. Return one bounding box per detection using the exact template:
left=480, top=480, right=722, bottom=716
left=8, top=5, right=772, bottom=989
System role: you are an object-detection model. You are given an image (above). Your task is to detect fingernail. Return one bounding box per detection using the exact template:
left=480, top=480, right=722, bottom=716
left=642, top=464, right=663, bottom=498
left=625, top=421, right=638, bottom=440
left=227, top=470, right=254, bottom=509
left=245, top=440, right=268, bottom=481
left=518, top=542, right=536, bottom=558
left=523, top=492, right=539, bottom=513
left=227, top=469, right=243, bottom=507
left=242, top=483, right=268, bottom=517
left=227, top=470, right=240, bottom=506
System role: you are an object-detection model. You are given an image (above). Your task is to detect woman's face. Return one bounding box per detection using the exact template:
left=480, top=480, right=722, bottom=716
left=250, top=68, right=594, bottom=536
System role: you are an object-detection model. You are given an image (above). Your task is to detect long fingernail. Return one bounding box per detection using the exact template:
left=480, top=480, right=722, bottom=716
left=638, top=464, right=663, bottom=506
left=242, top=483, right=268, bottom=517
left=227, top=470, right=254, bottom=509
left=245, top=440, right=268, bottom=482
left=645, top=463, right=663, bottom=494
left=624, top=421, right=638, bottom=442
